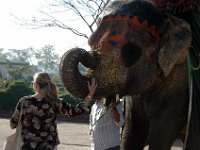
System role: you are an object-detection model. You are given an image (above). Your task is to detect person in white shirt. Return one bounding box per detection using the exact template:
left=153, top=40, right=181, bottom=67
left=89, top=94, right=124, bottom=150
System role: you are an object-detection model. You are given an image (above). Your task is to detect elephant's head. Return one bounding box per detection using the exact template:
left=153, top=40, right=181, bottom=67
left=59, top=1, right=191, bottom=102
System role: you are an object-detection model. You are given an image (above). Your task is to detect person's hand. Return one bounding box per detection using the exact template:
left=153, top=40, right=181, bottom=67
left=87, top=78, right=97, bottom=98
left=112, top=94, right=120, bottom=108
left=83, top=78, right=97, bottom=109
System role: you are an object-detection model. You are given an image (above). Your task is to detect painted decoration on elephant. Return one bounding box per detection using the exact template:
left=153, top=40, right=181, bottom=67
left=92, top=14, right=160, bottom=55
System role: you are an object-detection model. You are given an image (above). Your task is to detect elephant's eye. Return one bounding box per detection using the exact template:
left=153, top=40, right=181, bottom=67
left=121, top=43, right=142, bottom=67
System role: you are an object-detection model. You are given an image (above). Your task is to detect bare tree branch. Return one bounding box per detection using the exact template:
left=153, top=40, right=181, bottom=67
left=12, top=0, right=112, bottom=39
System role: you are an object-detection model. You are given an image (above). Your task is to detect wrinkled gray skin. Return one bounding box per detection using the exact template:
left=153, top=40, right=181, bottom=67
left=59, top=1, right=192, bottom=150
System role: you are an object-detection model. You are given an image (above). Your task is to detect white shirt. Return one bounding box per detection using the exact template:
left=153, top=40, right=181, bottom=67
left=89, top=100, right=124, bottom=150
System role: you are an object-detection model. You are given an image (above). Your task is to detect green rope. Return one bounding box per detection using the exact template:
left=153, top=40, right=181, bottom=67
left=184, top=10, right=200, bottom=150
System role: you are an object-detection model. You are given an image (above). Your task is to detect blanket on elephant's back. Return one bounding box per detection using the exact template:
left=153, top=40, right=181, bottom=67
left=185, top=23, right=200, bottom=149
left=173, top=6, right=200, bottom=150
left=148, top=0, right=200, bottom=149
left=149, top=0, right=199, bottom=13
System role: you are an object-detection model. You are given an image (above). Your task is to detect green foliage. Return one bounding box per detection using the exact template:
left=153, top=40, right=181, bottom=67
left=59, top=92, right=94, bottom=109
left=59, top=92, right=81, bottom=106
left=0, top=78, right=6, bottom=88
left=0, top=79, right=93, bottom=111
left=0, top=80, right=33, bottom=110
left=51, top=74, right=65, bottom=94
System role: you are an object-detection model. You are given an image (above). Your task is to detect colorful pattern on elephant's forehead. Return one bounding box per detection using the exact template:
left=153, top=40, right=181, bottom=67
left=94, top=14, right=160, bottom=54
left=148, top=0, right=197, bottom=8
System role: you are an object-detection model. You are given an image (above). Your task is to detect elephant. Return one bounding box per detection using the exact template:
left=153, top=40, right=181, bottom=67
left=59, top=0, right=200, bottom=150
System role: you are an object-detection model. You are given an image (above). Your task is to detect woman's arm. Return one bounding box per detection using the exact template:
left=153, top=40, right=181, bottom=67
left=59, top=78, right=97, bottom=116
left=10, top=99, right=22, bottom=129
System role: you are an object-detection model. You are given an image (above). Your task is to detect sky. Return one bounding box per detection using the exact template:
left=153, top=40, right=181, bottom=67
left=0, top=0, right=90, bottom=56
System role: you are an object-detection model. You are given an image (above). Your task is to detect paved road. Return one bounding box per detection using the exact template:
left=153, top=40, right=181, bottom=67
left=0, top=118, right=91, bottom=150
left=0, top=118, right=183, bottom=150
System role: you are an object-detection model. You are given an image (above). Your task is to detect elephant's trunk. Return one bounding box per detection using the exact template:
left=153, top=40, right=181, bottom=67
left=59, top=48, right=97, bottom=98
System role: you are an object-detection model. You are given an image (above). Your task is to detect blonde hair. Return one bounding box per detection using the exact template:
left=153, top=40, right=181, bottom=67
left=33, top=72, right=59, bottom=107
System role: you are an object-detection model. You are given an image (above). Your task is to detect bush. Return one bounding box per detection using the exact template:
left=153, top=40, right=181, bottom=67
left=0, top=80, right=33, bottom=110
left=59, top=92, right=81, bottom=106
left=59, top=91, right=95, bottom=108
left=0, top=79, right=93, bottom=111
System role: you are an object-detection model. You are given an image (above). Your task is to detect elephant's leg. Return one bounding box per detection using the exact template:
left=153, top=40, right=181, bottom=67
left=148, top=95, right=188, bottom=150
left=121, top=96, right=148, bottom=150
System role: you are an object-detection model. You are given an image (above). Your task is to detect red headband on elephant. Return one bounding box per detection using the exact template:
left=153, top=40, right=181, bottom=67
left=92, top=14, right=160, bottom=53
left=102, top=14, right=160, bottom=40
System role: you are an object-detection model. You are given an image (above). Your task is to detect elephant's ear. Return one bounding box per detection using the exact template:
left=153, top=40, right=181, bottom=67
left=158, top=14, right=192, bottom=77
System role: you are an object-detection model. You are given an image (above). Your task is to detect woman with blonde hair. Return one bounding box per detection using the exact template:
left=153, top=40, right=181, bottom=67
left=10, top=72, right=96, bottom=150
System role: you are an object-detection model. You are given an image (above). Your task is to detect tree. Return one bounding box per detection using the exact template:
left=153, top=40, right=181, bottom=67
left=3, top=49, right=34, bottom=80
left=0, top=46, right=60, bottom=80
left=35, top=45, right=60, bottom=73
left=5, top=49, right=30, bottom=63
left=19, top=47, right=38, bottom=65
left=0, top=48, right=8, bottom=62
left=14, top=0, right=112, bottom=39
left=0, top=48, right=4, bottom=58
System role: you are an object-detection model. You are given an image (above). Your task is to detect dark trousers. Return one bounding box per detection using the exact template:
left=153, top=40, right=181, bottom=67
left=105, top=145, right=120, bottom=150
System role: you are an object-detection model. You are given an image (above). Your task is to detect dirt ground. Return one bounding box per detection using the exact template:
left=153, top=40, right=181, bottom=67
left=0, top=118, right=183, bottom=150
